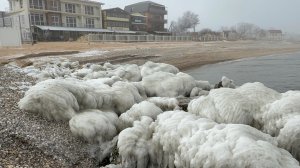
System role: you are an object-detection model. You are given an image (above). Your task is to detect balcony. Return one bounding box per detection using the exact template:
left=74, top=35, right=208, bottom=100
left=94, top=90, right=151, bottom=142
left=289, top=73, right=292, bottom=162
left=46, top=6, right=61, bottom=12
left=29, top=5, right=44, bottom=10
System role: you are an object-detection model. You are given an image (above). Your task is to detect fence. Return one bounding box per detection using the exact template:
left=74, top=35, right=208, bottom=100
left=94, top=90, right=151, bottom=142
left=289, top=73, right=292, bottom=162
left=88, top=34, right=193, bottom=42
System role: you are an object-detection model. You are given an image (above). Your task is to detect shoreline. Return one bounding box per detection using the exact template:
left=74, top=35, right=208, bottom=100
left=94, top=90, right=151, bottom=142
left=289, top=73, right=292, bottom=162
left=164, top=47, right=300, bottom=71
left=182, top=49, right=300, bottom=72
left=1, top=41, right=300, bottom=71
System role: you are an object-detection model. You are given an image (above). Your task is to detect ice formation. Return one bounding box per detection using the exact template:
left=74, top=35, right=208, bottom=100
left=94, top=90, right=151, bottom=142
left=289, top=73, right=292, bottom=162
left=12, top=60, right=80, bottom=81
left=188, top=82, right=282, bottom=127
left=14, top=59, right=300, bottom=166
left=190, top=87, right=209, bottom=97
left=118, top=101, right=163, bottom=130
left=100, top=164, right=122, bottom=168
left=69, top=110, right=118, bottom=143
left=221, top=76, right=236, bottom=88
left=236, top=82, right=281, bottom=109
left=19, top=79, right=143, bottom=121
left=81, top=64, right=142, bottom=82
left=118, top=117, right=156, bottom=168
left=146, top=97, right=180, bottom=111
left=195, top=80, right=212, bottom=91
left=262, top=91, right=300, bottom=160
left=188, top=88, right=258, bottom=125
left=141, top=72, right=198, bottom=97
left=118, top=111, right=299, bottom=168
left=140, top=61, right=179, bottom=77
left=236, top=82, right=281, bottom=126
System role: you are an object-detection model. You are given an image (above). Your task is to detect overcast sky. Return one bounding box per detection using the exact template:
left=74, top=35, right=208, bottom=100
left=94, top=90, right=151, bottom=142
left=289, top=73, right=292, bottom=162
left=1, top=0, right=300, bottom=33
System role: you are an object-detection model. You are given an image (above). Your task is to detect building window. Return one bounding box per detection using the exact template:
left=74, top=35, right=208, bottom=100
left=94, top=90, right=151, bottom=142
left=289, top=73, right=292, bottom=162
left=9, top=1, right=12, bottom=11
left=85, top=6, right=94, bottom=15
left=107, top=12, right=128, bottom=19
left=20, top=0, right=23, bottom=8
left=49, top=0, right=59, bottom=11
left=65, top=3, right=75, bottom=13
left=108, top=21, right=129, bottom=28
left=29, top=0, right=43, bottom=9
left=1, top=17, right=13, bottom=27
left=30, top=13, right=44, bottom=25
left=86, top=18, right=94, bottom=28
left=20, top=15, right=25, bottom=26
left=66, top=16, right=76, bottom=27
left=51, top=15, right=59, bottom=26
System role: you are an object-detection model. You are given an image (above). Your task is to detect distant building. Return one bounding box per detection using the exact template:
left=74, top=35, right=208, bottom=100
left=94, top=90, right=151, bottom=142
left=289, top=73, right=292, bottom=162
left=267, top=30, right=283, bottom=41
left=125, top=1, right=167, bottom=33
left=102, top=7, right=130, bottom=31
left=199, top=30, right=222, bottom=41
left=222, top=30, right=239, bottom=41
left=7, top=0, right=107, bottom=41
left=130, top=12, right=147, bottom=32
left=0, top=11, right=22, bottom=46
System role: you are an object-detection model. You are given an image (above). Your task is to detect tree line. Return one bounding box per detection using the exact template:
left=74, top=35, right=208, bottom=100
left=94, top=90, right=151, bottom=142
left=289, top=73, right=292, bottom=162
left=170, top=11, right=270, bottom=40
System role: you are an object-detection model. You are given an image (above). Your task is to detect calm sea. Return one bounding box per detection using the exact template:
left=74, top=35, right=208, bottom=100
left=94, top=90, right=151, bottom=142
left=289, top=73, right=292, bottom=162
left=186, top=52, right=300, bottom=92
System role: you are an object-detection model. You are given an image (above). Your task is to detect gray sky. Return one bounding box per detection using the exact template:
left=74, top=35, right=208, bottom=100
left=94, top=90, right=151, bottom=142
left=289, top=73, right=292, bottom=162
left=1, top=0, right=300, bottom=33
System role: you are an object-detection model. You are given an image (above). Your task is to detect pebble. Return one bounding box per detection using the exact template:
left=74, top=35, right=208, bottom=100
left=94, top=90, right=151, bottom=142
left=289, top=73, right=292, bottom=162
left=0, top=66, right=97, bottom=167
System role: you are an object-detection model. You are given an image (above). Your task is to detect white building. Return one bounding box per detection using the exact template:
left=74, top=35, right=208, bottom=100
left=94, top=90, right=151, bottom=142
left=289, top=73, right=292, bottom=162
left=7, top=0, right=107, bottom=41
left=0, top=12, right=22, bottom=46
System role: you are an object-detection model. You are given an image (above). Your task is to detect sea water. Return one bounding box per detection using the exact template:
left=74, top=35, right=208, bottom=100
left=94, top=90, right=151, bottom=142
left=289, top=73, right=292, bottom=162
left=186, top=52, right=300, bottom=92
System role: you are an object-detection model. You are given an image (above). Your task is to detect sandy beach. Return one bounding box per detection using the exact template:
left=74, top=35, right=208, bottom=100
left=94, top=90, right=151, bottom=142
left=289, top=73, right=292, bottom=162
left=1, top=40, right=300, bottom=70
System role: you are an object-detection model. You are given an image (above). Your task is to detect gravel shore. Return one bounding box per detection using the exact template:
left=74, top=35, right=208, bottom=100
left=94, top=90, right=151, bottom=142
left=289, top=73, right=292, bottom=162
left=0, top=66, right=97, bottom=167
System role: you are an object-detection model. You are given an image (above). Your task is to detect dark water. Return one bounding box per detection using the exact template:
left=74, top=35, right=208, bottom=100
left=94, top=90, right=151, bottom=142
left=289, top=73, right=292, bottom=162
left=186, top=52, right=300, bottom=92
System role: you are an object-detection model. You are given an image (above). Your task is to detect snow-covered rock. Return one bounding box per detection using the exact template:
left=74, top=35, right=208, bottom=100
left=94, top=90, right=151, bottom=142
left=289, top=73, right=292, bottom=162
left=119, top=101, right=163, bottom=130
left=19, top=79, right=143, bottom=121
left=140, top=61, right=179, bottom=77
left=69, top=110, right=118, bottom=143
left=141, top=72, right=197, bottom=97
left=188, top=88, right=258, bottom=125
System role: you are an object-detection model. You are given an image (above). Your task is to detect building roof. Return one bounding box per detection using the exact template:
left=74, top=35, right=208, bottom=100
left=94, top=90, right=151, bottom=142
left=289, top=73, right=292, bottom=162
left=102, top=7, right=129, bottom=15
left=124, top=1, right=165, bottom=13
left=35, top=25, right=136, bottom=34
left=75, top=0, right=104, bottom=5
left=35, top=25, right=113, bottom=33
left=268, top=30, right=282, bottom=33
left=128, top=1, right=165, bottom=7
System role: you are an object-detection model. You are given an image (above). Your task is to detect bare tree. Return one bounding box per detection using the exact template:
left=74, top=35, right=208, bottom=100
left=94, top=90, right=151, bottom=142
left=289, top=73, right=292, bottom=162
left=170, top=11, right=200, bottom=33
left=181, top=11, right=200, bottom=32
left=236, top=22, right=263, bottom=40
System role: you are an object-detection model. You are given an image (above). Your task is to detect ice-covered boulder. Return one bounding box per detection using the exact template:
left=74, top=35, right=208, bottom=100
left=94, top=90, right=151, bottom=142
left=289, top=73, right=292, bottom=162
left=119, top=101, right=163, bottom=130
left=146, top=97, right=180, bottom=111
left=69, top=110, right=119, bottom=143
left=262, top=91, right=300, bottom=160
left=140, top=61, right=179, bottom=77
left=141, top=72, right=197, bottom=97
left=19, top=79, right=143, bottom=121
left=188, top=88, right=258, bottom=125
